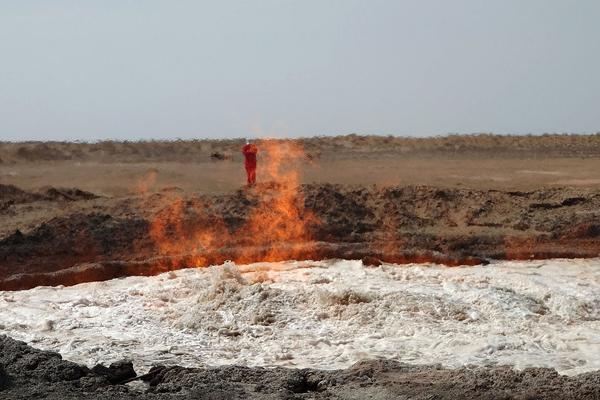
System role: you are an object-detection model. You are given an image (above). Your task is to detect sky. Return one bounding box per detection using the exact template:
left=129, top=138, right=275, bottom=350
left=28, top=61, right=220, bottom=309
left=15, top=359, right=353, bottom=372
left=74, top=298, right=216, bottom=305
left=1, top=1, right=599, bottom=141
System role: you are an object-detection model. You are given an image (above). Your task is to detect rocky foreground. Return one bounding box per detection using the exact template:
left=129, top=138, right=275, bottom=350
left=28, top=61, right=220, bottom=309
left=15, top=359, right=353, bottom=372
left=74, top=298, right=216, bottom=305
left=0, top=335, right=598, bottom=400
left=2, top=183, right=600, bottom=290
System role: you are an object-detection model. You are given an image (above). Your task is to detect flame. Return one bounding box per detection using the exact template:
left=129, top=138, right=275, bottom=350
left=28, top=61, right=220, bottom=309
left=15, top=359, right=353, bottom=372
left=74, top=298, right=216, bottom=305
left=239, top=139, right=319, bottom=261
left=135, top=170, right=158, bottom=195
left=377, top=204, right=404, bottom=260
left=148, top=139, right=320, bottom=269
left=503, top=235, right=536, bottom=260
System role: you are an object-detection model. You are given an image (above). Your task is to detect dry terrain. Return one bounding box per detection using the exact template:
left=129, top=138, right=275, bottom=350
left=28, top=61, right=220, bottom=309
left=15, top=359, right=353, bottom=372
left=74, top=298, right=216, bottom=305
left=2, top=134, right=600, bottom=290
left=3, top=134, right=600, bottom=196
left=2, top=134, right=600, bottom=399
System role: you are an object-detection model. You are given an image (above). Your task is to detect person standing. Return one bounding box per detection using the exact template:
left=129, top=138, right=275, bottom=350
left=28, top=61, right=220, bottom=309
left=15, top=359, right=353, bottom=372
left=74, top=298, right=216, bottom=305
left=242, top=140, right=258, bottom=186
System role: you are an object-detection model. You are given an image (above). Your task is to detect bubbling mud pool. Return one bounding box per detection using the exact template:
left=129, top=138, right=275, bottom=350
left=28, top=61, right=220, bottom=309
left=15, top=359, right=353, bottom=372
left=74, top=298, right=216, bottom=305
left=1, top=259, right=599, bottom=375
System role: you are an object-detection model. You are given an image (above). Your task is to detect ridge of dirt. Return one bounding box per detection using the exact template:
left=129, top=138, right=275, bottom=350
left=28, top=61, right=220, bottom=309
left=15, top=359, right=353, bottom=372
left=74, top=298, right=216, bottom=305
left=1, top=335, right=599, bottom=399
left=1, top=183, right=600, bottom=290
left=4, top=134, right=600, bottom=164
left=0, top=184, right=99, bottom=208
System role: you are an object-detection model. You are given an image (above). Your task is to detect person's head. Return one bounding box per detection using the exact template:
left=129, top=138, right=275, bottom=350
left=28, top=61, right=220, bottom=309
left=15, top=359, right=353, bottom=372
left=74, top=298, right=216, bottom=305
left=245, top=138, right=250, bottom=145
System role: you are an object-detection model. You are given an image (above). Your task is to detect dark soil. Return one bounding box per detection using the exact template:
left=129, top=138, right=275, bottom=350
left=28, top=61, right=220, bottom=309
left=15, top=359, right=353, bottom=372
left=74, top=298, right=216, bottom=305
left=2, top=183, right=600, bottom=290
left=0, top=184, right=98, bottom=211
left=1, top=335, right=599, bottom=400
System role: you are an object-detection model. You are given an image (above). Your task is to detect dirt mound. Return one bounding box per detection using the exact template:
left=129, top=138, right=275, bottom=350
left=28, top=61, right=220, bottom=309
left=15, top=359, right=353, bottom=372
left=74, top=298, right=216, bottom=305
left=0, top=184, right=46, bottom=205
left=4, top=134, right=600, bottom=164
left=0, top=213, right=151, bottom=281
left=0, top=184, right=99, bottom=209
left=41, top=187, right=99, bottom=201
left=1, top=184, right=600, bottom=290
left=15, top=144, right=72, bottom=162
left=0, top=335, right=142, bottom=399
left=0, top=335, right=598, bottom=399
left=302, top=184, right=600, bottom=243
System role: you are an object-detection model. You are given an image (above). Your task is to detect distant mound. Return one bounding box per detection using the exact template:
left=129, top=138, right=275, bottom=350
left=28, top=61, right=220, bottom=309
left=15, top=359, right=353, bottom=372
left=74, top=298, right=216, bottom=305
left=0, top=184, right=99, bottom=212
left=0, top=184, right=46, bottom=209
left=3, top=133, right=600, bottom=164
left=15, top=143, right=72, bottom=161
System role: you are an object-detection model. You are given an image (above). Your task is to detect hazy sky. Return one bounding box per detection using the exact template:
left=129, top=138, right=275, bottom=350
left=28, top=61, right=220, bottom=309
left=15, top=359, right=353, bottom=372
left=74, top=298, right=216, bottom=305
left=1, top=1, right=599, bottom=141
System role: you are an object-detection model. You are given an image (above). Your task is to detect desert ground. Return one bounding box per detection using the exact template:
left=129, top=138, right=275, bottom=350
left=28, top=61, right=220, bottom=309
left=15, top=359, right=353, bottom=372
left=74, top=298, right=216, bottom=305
left=3, top=134, right=600, bottom=196
left=2, top=134, right=600, bottom=288
left=1, top=134, right=600, bottom=399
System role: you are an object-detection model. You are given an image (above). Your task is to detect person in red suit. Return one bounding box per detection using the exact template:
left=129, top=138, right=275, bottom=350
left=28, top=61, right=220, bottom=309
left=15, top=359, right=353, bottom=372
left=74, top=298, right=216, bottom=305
left=242, top=140, right=258, bottom=186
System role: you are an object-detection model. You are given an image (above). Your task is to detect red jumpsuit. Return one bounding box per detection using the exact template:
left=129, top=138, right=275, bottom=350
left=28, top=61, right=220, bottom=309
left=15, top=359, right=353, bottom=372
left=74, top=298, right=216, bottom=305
left=242, top=143, right=258, bottom=185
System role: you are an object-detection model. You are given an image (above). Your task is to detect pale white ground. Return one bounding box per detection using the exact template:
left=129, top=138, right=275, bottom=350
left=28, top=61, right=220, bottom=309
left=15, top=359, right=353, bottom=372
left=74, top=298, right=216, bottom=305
left=1, top=259, right=599, bottom=375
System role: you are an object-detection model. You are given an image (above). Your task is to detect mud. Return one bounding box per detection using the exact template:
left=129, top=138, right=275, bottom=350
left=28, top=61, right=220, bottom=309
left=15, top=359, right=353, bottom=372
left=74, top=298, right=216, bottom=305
left=2, top=183, right=600, bottom=290
left=0, top=335, right=598, bottom=399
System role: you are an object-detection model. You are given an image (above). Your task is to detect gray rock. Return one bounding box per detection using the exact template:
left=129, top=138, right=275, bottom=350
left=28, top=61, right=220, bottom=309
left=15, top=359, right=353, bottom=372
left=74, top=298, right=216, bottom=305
left=1, top=335, right=600, bottom=399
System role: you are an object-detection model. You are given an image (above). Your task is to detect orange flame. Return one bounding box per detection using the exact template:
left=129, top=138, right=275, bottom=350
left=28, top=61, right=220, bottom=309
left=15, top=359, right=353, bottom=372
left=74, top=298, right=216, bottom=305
left=148, top=139, right=320, bottom=269
left=135, top=170, right=158, bottom=195
left=240, top=139, right=319, bottom=261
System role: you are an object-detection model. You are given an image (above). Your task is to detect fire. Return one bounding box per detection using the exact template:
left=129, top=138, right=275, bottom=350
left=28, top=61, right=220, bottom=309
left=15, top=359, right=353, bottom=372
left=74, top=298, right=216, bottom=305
left=148, top=197, right=222, bottom=267
left=377, top=209, right=404, bottom=260
left=148, top=139, right=320, bottom=270
left=239, top=139, right=319, bottom=261
left=135, top=170, right=158, bottom=195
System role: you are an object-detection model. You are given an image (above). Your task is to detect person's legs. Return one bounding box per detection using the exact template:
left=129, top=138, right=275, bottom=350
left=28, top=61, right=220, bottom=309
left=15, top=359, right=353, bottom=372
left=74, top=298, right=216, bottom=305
left=249, top=167, right=256, bottom=185
left=246, top=166, right=256, bottom=186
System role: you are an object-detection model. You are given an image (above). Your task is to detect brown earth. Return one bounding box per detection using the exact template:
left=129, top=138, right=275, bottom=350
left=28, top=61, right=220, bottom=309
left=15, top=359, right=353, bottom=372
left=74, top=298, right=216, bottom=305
left=2, top=135, right=600, bottom=398
left=1, top=170, right=600, bottom=289
left=2, top=135, right=600, bottom=290
left=3, top=134, right=600, bottom=196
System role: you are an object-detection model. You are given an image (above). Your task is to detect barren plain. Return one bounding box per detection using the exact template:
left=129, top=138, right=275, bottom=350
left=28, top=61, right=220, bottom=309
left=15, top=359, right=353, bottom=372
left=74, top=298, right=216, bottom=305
left=1, top=134, right=600, bottom=399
